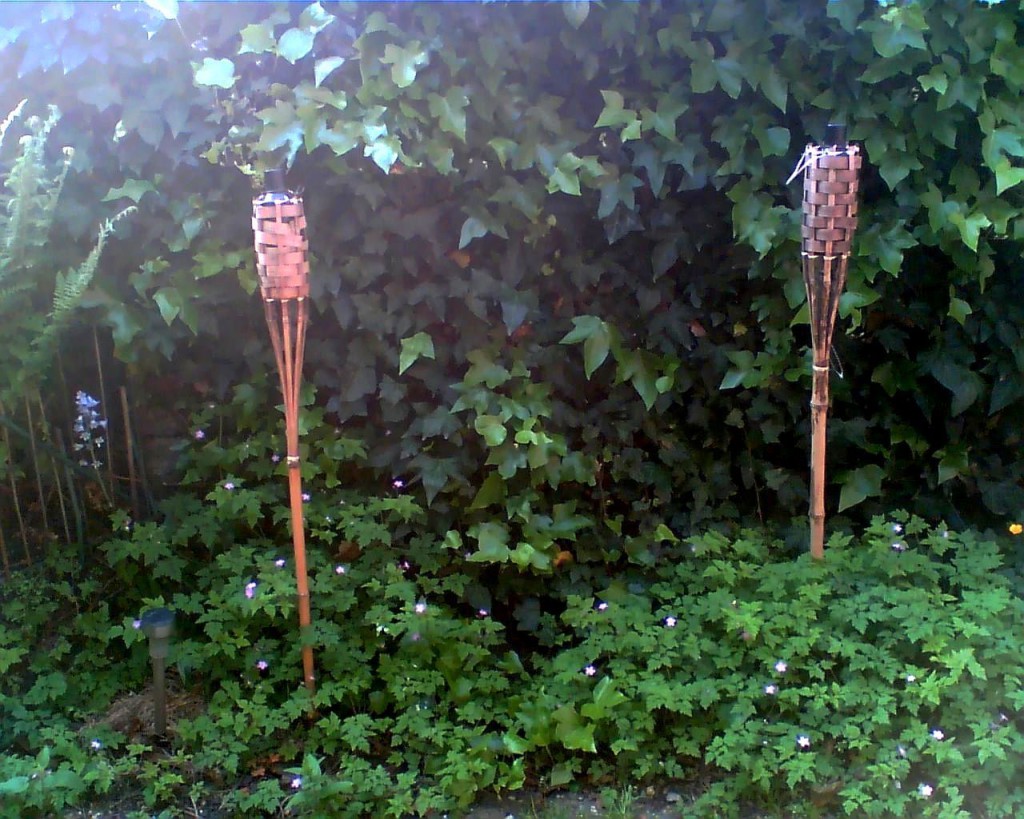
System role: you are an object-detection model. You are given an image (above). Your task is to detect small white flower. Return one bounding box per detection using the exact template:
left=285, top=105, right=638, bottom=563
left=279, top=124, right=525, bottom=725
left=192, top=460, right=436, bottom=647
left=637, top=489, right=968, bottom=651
left=918, top=783, right=933, bottom=798
left=291, top=776, right=303, bottom=789
left=892, top=523, right=903, bottom=534
left=931, top=728, right=945, bottom=741
left=764, top=684, right=778, bottom=696
left=891, top=541, right=907, bottom=552
left=774, top=660, right=787, bottom=674
left=897, top=744, right=908, bottom=758
left=584, top=664, right=597, bottom=677
left=90, top=739, right=102, bottom=750
left=664, top=616, right=677, bottom=628
left=274, top=558, right=286, bottom=568
left=132, top=619, right=142, bottom=630
left=335, top=564, right=347, bottom=575
left=796, top=734, right=811, bottom=749
left=414, top=601, right=427, bottom=614
left=905, top=674, right=916, bottom=683
left=596, top=601, right=608, bottom=612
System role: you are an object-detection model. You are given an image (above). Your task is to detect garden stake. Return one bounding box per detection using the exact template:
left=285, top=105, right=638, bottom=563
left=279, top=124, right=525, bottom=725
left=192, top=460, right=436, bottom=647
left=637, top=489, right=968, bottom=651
left=252, top=169, right=316, bottom=697
left=790, top=124, right=862, bottom=560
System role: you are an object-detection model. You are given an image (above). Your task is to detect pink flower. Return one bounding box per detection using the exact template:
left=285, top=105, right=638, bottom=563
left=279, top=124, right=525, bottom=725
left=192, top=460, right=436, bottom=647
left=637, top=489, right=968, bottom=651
left=918, top=783, right=933, bottom=798
left=223, top=481, right=236, bottom=491
left=774, top=660, right=787, bottom=674
left=256, top=659, right=268, bottom=671
left=584, top=664, right=597, bottom=677
left=335, top=564, right=347, bottom=575
left=245, top=581, right=257, bottom=599
left=194, top=429, right=205, bottom=440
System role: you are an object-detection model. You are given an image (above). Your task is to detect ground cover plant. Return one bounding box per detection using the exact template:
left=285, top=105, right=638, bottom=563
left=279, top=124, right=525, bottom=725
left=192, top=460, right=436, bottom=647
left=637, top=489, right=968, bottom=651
left=2, top=0, right=1024, bottom=816
left=2, top=479, right=1023, bottom=815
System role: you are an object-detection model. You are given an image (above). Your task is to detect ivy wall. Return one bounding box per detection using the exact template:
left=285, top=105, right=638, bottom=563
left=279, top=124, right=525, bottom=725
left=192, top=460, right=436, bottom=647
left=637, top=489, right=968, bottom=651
left=1, top=0, right=1023, bottom=558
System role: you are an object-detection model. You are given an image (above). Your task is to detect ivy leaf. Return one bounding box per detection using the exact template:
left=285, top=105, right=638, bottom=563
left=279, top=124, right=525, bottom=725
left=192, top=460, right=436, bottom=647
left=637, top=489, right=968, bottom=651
left=299, top=2, right=335, bottom=34
left=760, top=66, right=788, bottom=113
left=469, top=522, right=511, bottom=563
left=947, top=290, right=973, bottom=328
left=870, top=21, right=927, bottom=58
left=948, top=211, right=990, bottom=252
left=547, top=156, right=582, bottom=196
left=314, top=56, right=345, bottom=87
left=459, top=216, right=488, bottom=249
left=563, top=1, right=589, bottom=29
left=141, top=0, right=178, bottom=19
left=837, top=464, right=885, bottom=512
left=193, top=58, right=236, bottom=89
left=936, top=445, right=969, bottom=485
left=993, top=158, right=1024, bottom=195
left=470, top=473, right=506, bottom=509
left=826, top=0, right=865, bottom=34
left=153, top=288, right=182, bottom=326
left=428, top=88, right=468, bottom=142
left=926, top=357, right=983, bottom=415
left=102, top=179, right=156, bottom=203
left=278, top=28, right=315, bottom=63
left=651, top=238, right=680, bottom=279
left=583, top=323, right=610, bottom=379
left=382, top=43, right=428, bottom=88
left=474, top=415, right=508, bottom=447
left=399, top=331, right=435, bottom=375
left=239, top=22, right=276, bottom=55
left=488, top=137, right=517, bottom=167
left=595, top=90, right=637, bottom=130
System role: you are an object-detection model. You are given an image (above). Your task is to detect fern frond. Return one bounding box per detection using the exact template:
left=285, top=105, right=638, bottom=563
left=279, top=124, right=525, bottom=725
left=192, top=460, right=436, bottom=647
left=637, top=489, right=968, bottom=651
left=36, top=206, right=135, bottom=358
left=0, top=99, right=27, bottom=154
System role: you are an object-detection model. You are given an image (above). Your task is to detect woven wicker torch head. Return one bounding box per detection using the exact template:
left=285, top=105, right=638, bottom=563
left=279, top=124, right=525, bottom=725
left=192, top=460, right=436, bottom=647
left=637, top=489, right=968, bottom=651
left=800, top=126, right=862, bottom=259
left=252, top=169, right=309, bottom=301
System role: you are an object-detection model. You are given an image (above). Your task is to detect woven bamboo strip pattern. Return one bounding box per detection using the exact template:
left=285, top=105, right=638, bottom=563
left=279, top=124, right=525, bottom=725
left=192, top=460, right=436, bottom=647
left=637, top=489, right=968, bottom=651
left=801, top=147, right=861, bottom=256
left=252, top=196, right=309, bottom=300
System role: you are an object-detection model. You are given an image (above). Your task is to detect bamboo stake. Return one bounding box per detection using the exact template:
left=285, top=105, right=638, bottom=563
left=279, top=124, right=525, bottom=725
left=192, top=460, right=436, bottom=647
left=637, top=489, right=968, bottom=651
left=24, top=394, right=50, bottom=536
left=119, top=386, right=140, bottom=521
left=0, top=398, right=30, bottom=564
left=36, top=395, right=70, bottom=545
left=55, top=429, right=85, bottom=547
left=0, top=515, right=10, bottom=578
left=94, top=327, right=115, bottom=498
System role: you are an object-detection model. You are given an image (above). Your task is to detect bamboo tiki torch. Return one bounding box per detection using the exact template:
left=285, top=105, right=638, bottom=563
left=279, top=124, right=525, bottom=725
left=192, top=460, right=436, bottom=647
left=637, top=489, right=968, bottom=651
left=792, top=124, right=862, bottom=560
left=252, top=168, right=315, bottom=696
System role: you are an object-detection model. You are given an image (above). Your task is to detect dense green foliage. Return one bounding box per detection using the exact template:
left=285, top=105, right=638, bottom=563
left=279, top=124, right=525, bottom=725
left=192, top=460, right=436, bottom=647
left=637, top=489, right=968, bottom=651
left=2, top=0, right=1023, bottom=540
left=2, top=474, right=1023, bottom=814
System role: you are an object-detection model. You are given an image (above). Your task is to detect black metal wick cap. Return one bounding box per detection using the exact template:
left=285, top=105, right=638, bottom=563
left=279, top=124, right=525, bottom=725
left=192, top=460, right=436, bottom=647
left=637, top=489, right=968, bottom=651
left=825, top=123, right=847, bottom=149
left=264, top=168, right=287, bottom=194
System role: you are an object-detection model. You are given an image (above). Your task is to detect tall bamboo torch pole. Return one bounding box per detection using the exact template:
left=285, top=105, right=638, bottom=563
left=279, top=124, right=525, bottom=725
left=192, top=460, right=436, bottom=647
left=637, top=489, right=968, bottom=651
left=791, top=124, right=862, bottom=560
left=252, top=168, right=315, bottom=696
